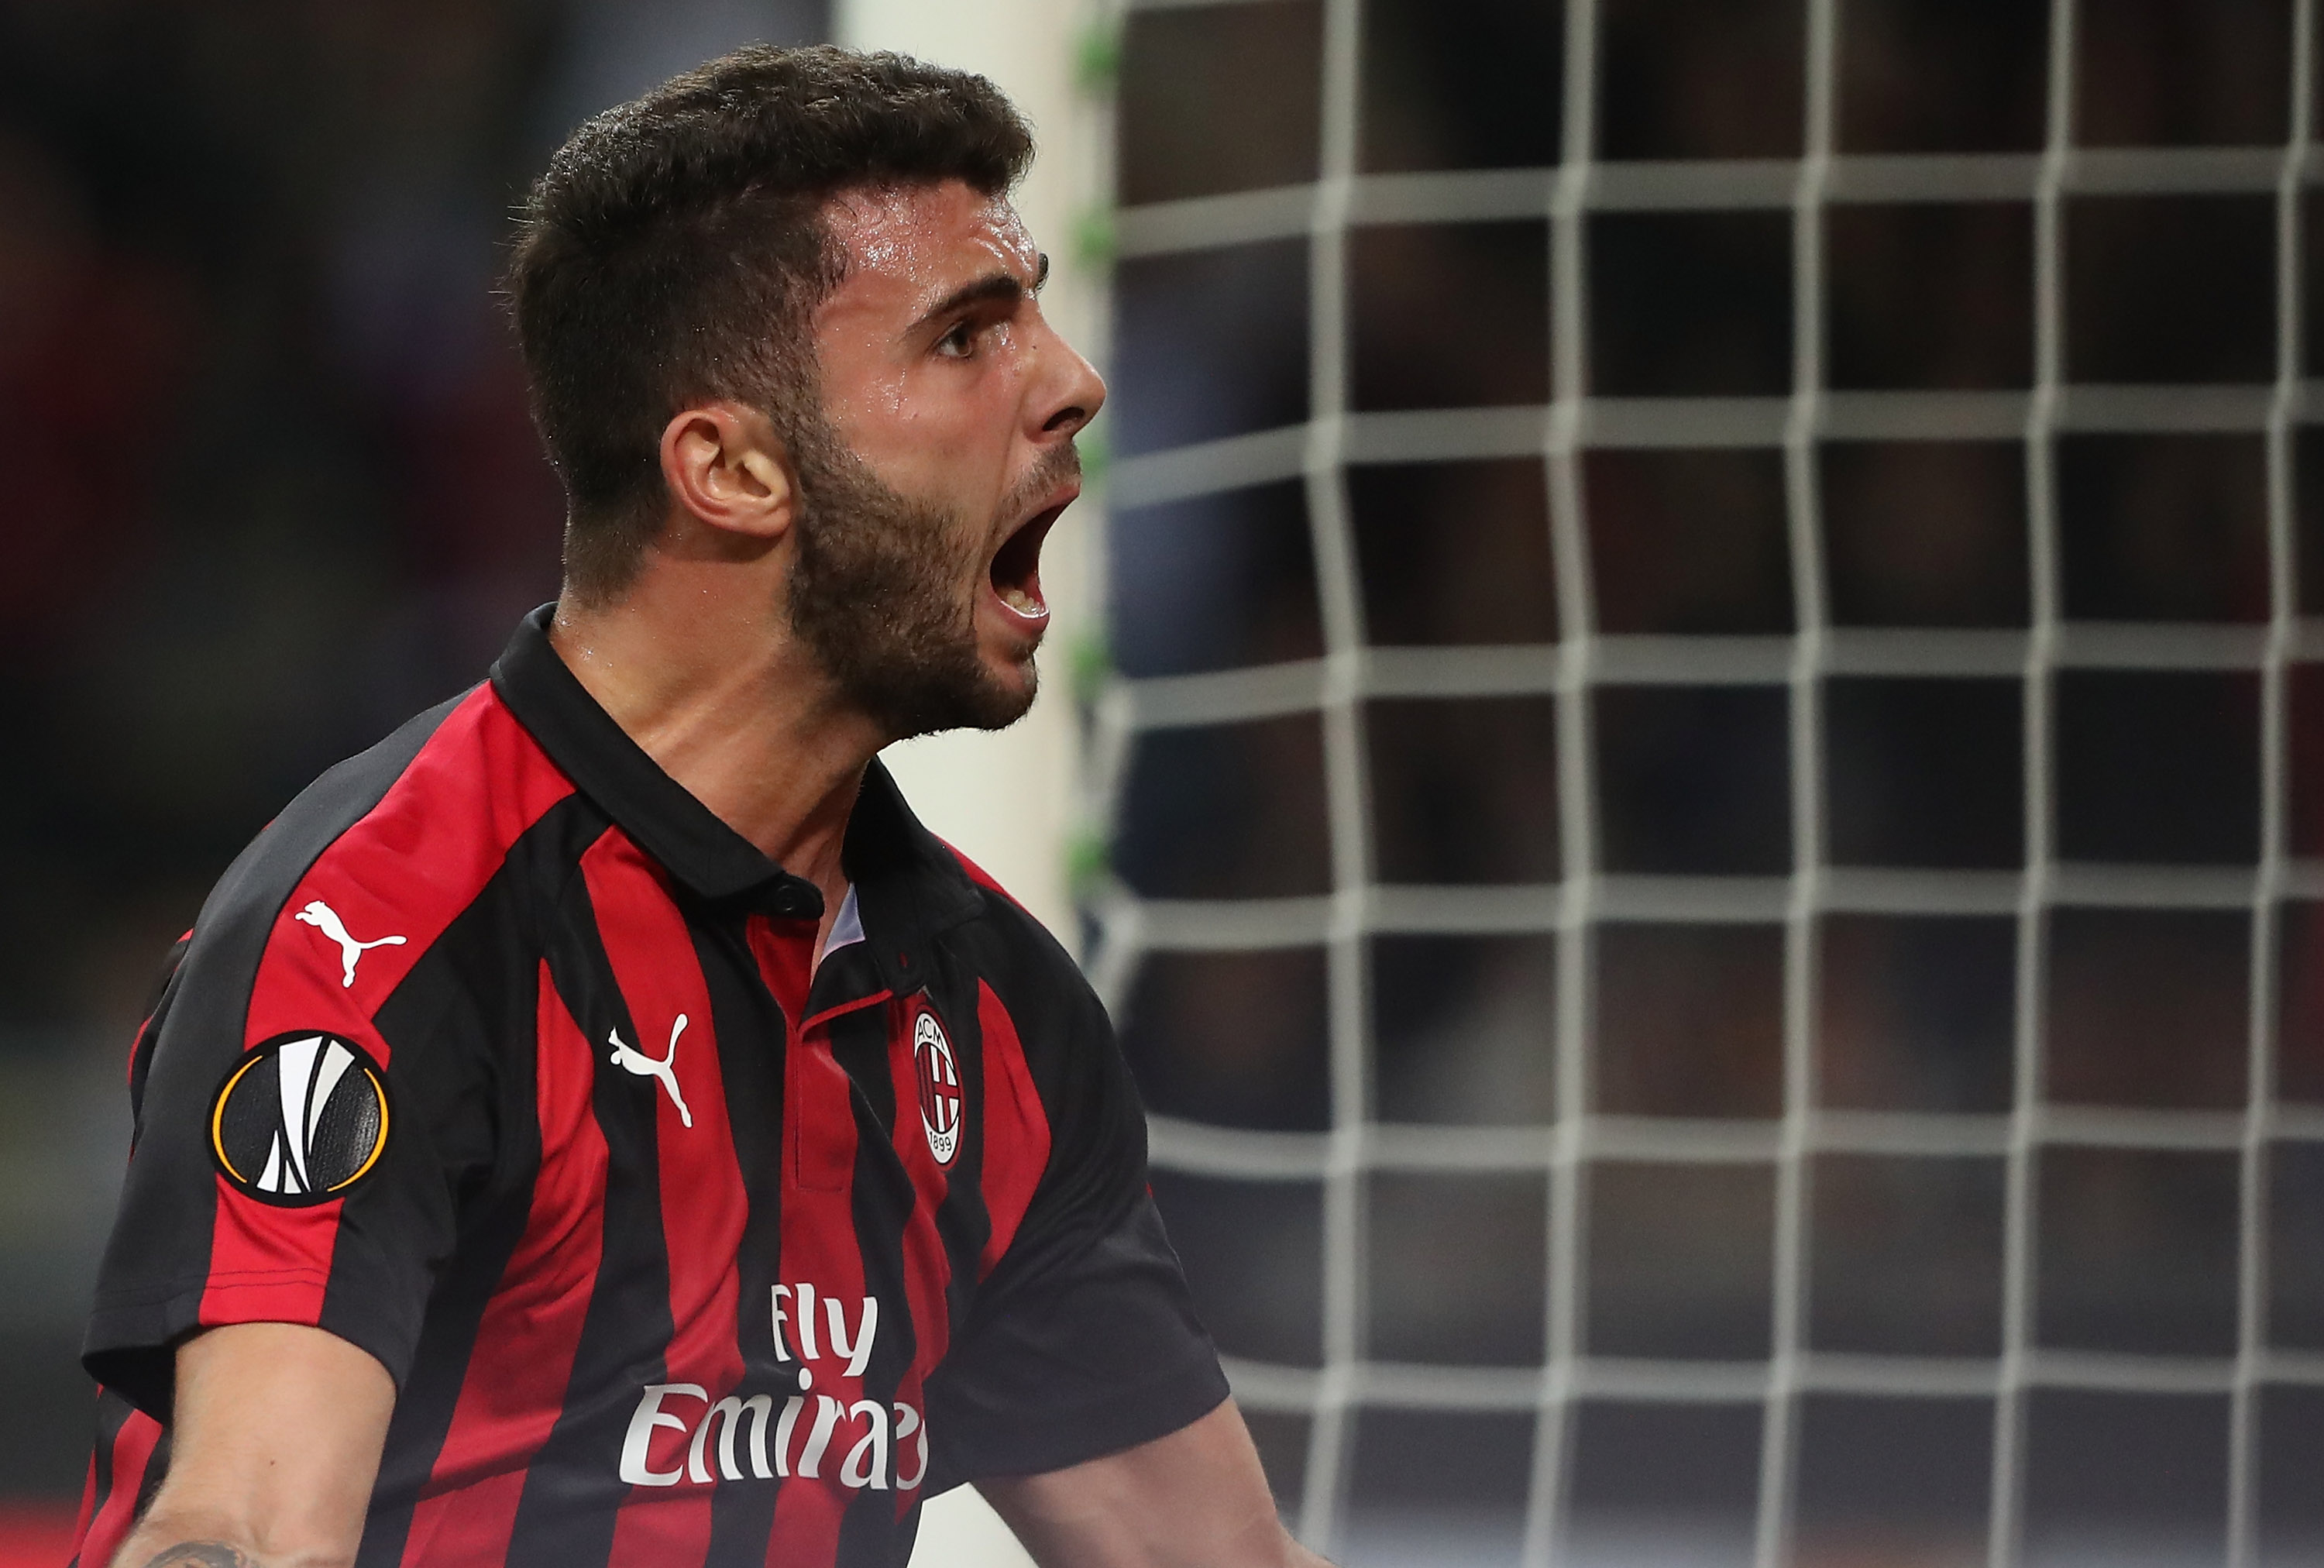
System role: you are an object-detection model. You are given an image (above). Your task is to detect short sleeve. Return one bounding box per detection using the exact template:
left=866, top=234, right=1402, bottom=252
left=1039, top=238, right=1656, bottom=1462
left=921, top=951, right=1229, bottom=1487
left=83, top=779, right=500, bottom=1422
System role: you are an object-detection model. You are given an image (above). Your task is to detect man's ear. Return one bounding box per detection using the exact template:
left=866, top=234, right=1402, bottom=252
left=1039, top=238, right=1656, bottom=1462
left=657, top=401, right=796, bottom=541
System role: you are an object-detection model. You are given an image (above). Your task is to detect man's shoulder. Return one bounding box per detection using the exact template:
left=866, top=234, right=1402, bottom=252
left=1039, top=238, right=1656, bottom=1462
left=929, top=844, right=1122, bottom=1078
left=939, top=844, right=1085, bottom=982
left=191, top=683, right=579, bottom=963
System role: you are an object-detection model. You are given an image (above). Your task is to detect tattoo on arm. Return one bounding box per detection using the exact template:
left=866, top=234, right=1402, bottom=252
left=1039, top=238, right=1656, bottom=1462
left=135, top=1545, right=255, bottom=1568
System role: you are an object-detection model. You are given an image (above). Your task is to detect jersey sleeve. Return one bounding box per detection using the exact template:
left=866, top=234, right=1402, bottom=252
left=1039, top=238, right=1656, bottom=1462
left=83, top=702, right=509, bottom=1422
left=921, top=930, right=1229, bottom=1487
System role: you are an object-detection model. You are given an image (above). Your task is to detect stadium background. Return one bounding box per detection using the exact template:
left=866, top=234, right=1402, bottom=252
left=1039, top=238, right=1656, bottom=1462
left=0, top=2, right=2316, bottom=1566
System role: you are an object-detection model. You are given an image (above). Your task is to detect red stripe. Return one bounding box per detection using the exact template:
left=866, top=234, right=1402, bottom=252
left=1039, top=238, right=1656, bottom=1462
left=929, top=850, right=1058, bottom=1281
left=397, top=966, right=607, bottom=1566
left=584, top=829, right=744, bottom=1565
left=975, top=982, right=1052, bottom=1280
left=70, top=1407, right=160, bottom=1568
left=607, top=1494, right=717, bottom=1568
left=202, top=687, right=574, bottom=1332
left=396, top=1471, right=525, bottom=1568
left=764, top=1478, right=845, bottom=1568
left=755, top=916, right=869, bottom=1566
left=68, top=1449, right=95, bottom=1558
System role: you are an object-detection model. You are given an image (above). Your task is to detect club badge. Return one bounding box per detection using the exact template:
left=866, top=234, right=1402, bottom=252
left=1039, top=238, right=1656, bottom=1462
left=210, top=1032, right=390, bottom=1205
left=912, top=1009, right=962, bottom=1167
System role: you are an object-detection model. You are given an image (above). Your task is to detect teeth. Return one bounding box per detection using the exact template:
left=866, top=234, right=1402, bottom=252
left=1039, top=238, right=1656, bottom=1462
left=997, top=584, right=1044, bottom=614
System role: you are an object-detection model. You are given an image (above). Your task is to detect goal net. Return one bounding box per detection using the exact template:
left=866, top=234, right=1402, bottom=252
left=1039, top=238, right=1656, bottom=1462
left=1086, top=0, right=2324, bottom=1563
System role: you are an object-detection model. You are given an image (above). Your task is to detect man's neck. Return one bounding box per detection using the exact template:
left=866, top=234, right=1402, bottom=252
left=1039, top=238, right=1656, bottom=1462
left=546, top=569, right=888, bottom=922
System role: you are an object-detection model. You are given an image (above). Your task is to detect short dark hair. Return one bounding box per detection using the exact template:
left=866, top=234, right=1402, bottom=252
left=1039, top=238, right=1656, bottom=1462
left=507, top=45, right=1034, bottom=603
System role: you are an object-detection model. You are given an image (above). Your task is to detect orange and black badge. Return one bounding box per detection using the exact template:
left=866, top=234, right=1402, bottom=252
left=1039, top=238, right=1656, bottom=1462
left=210, top=1032, right=390, bottom=1205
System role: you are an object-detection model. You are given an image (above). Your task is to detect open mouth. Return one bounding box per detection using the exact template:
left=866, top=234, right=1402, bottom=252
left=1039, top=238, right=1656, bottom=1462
left=988, top=501, right=1066, bottom=623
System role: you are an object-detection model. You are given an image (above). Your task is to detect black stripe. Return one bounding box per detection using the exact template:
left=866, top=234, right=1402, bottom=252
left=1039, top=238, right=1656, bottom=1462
left=83, top=690, right=470, bottom=1422
left=927, top=957, right=994, bottom=1334
left=506, top=817, right=674, bottom=1568
left=695, top=910, right=792, bottom=1565
left=136, top=1428, right=174, bottom=1527
left=349, top=799, right=595, bottom=1568
left=827, top=1002, right=896, bottom=1147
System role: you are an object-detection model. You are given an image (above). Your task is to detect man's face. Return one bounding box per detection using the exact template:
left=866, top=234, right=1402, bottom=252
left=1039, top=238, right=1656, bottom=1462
left=785, top=179, right=1104, bottom=741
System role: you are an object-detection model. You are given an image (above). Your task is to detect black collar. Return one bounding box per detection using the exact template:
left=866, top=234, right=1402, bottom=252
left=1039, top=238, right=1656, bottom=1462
left=490, top=605, right=984, bottom=989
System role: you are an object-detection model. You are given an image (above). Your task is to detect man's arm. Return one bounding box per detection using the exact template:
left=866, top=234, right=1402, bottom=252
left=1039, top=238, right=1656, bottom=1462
left=108, top=1323, right=394, bottom=1568
left=976, top=1400, right=1335, bottom=1568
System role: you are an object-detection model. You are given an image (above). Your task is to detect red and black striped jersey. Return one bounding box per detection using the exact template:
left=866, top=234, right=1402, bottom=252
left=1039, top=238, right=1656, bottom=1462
left=71, top=607, right=1227, bottom=1568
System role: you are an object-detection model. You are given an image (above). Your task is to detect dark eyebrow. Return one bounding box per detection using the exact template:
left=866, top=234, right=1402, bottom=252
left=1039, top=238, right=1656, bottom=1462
left=912, top=256, right=1050, bottom=335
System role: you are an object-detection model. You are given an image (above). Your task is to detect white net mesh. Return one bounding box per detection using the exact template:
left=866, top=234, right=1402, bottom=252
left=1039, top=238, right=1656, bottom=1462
left=1090, top=0, right=2324, bottom=1563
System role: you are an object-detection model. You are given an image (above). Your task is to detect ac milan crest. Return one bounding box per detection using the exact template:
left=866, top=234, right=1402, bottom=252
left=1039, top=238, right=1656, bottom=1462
left=913, top=1009, right=962, bottom=1167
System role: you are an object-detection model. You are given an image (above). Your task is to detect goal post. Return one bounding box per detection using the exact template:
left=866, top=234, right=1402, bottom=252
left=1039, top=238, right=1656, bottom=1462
left=848, top=0, right=1111, bottom=950
left=835, top=9, right=1106, bottom=1567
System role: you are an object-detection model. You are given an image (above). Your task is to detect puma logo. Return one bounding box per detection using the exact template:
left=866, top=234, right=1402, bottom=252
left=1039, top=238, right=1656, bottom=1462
left=294, top=899, right=407, bottom=988
left=610, top=1014, right=693, bottom=1128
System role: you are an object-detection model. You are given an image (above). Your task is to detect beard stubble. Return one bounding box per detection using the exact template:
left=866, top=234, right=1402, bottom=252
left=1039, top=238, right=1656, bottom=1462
left=783, top=420, right=1078, bottom=741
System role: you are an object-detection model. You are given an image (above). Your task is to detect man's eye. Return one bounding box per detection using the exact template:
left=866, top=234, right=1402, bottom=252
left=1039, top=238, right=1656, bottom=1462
left=937, top=321, right=978, bottom=358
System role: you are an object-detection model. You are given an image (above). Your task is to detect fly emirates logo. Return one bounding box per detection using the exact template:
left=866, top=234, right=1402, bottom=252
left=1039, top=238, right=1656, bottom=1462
left=620, top=1284, right=926, bottom=1493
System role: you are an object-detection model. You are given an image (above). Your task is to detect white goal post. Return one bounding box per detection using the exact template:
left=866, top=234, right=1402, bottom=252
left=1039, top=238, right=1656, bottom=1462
left=849, top=0, right=1109, bottom=951
left=837, top=4, right=1105, bottom=1564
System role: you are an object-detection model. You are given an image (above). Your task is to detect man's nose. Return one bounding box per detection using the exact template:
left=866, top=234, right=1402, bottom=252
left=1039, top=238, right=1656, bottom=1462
left=1033, top=327, right=1105, bottom=441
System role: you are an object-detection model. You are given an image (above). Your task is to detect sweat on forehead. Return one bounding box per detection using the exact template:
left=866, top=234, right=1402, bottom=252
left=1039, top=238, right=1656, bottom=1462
left=821, top=183, right=1037, bottom=278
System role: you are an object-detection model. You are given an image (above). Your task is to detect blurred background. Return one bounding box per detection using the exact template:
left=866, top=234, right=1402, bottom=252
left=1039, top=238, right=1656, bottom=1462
left=3, top=0, right=2322, bottom=1566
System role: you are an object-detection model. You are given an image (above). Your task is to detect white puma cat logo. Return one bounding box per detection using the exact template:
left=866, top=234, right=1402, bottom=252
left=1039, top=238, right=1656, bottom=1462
left=610, top=1014, right=693, bottom=1128
left=294, top=899, right=407, bottom=988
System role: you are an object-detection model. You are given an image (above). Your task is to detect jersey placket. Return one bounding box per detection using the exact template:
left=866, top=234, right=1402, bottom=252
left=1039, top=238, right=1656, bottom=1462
left=748, top=910, right=902, bottom=1546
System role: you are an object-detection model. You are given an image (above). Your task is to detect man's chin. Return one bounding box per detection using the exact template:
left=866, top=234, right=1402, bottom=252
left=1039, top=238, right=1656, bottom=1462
left=873, top=662, right=1037, bottom=743
left=954, top=661, right=1039, bottom=735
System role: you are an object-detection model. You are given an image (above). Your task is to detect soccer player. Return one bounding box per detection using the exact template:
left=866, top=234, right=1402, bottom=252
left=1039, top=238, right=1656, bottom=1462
left=70, top=45, right=1332, bottom=1568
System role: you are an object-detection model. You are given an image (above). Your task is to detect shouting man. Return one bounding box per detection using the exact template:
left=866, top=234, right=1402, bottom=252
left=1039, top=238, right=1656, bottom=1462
left=73, top=45, right=1329, bottom=1568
